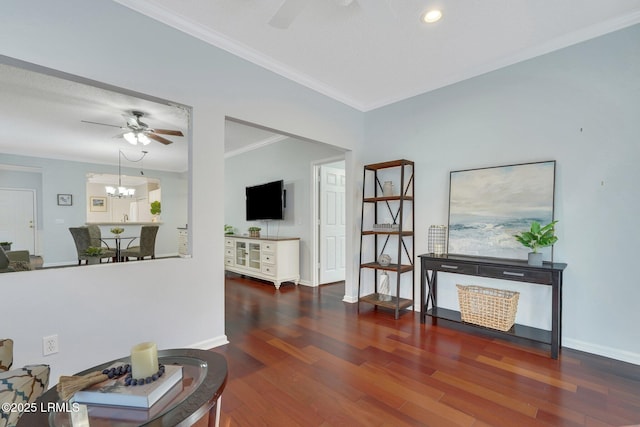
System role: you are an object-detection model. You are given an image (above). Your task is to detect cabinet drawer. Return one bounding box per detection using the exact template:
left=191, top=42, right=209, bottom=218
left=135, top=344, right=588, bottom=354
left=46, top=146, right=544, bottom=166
left=262, top=243, right=276, bottom=253
left=262, top=265, right=276, bottom=276
left=479, top=266, right=552, bottom=284
left=262, top=254, right=276, bottom=264
left=224, top=257, right=234, bottom=266
left=225, top=248, right=234, bottom=257
left=432, top=262, right=478, bottom=275
left=225, top=238, right=234, bottom=247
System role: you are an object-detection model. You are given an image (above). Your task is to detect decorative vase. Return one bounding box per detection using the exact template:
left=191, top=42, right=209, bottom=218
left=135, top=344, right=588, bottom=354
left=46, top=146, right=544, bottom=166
left=250, top=230, right=260, bottom=238
left=87, top=257, right=99, bottom=265
left=377, top=253, right=391, bottom=267
left=378, top=272, right=391, bottom=301
left=528, top=252, right=543, bottom=266
left=382, top=181, right=394, bottom=197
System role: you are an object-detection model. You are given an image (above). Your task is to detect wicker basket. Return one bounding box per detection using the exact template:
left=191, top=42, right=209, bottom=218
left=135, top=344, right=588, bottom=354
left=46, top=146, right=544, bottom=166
left=456, top=285, right=520, bottom=332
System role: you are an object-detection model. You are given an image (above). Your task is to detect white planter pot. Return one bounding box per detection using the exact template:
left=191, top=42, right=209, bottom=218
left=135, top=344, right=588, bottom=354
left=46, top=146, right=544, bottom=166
left=528, top=252, right=543, bottom=266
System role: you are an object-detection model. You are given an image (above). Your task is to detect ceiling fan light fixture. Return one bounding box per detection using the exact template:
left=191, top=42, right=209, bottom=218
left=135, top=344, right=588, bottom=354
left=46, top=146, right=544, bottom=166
left=138, top=133, right=151, bottom=145
left=422, top=9, right=442, bottom=24
left=124, top=132, right=137, bottom=145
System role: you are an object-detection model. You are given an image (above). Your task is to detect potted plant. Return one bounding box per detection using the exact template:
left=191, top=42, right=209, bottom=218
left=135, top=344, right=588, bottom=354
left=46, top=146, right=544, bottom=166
left=110, top=227, right=124, bottom=237
left=150, top=201, right=161, bottom=222
left=224, top=224, right=234, bottom=235
left=0, top=241, right=12, bottom=251
left=514, top=220, right=558, bottom=266
left=85, top=246, right=104, bottom=265
left=248, top=226, right=261, bottom=238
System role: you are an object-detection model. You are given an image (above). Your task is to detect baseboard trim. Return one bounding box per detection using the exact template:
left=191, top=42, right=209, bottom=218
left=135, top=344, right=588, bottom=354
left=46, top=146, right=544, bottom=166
left=563, top=338, right=640, bottom=366
left=343, top=295, right=358, bottom=303
left=190, top=335, right=229, bottom=350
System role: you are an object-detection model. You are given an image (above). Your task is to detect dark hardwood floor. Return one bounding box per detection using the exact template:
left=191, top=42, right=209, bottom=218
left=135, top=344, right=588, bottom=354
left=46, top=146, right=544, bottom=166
left=212, top=274, right=640, bottom=426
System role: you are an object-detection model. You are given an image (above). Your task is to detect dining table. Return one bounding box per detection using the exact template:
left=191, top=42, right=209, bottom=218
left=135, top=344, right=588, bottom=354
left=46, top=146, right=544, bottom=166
left=103, top=235, right=137, bottom=262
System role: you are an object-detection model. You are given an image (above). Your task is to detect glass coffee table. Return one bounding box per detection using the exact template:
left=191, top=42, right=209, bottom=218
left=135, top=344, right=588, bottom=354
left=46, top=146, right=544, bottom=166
left=17, top=348, right=227, bottom=427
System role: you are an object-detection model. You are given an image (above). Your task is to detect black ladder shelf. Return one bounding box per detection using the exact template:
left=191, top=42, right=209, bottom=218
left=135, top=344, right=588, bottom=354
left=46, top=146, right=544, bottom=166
left=357, top=159, right=415, bottom=319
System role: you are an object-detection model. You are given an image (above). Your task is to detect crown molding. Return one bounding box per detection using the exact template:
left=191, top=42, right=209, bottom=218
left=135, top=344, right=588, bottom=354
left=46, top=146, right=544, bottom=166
left=363, top=10, right=640, bottom=111
left=113, top=1, right=640, bottom=113
left=112, top=0, right=366, bottom=111
left=224, top=134, right=289, bottom=158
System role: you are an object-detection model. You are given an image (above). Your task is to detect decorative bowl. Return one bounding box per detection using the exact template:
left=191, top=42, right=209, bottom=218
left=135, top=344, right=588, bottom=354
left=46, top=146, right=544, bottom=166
left=377, top=254, right=391, bottom=267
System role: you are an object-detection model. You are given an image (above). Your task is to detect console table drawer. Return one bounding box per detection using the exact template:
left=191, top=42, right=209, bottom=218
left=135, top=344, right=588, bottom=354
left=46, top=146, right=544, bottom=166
left=479, top=266, right=552, bottom=284
left=427, top=262, right=478, bottom=275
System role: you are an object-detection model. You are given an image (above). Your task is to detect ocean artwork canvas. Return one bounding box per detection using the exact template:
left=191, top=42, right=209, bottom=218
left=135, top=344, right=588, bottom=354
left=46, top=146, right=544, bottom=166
left=448, top=161, right=555, bottom=260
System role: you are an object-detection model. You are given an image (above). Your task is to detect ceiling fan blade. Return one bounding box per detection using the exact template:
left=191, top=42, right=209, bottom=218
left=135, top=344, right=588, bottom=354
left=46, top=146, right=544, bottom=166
left=81, top=120, right=124, bottom=129
left=147, top=133, right=173, bottom=145
left=152, top=129, right=184, bottom=136
left=269, top=0, right=310, bottom=29
left=355, top=0, right=396, bottom=21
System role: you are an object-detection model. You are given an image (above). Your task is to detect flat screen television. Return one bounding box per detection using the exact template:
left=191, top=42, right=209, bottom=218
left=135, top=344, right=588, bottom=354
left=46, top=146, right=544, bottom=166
left=246, top=180, right=285, bottom=221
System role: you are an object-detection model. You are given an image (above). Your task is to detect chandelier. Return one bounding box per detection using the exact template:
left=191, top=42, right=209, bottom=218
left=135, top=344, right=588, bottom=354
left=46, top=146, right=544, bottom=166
left=106, top=150, right=147, bottom=198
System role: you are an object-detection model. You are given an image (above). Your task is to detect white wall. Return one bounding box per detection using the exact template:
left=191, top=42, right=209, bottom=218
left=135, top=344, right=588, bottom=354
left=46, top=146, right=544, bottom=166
left=225, top=136, right=345, bottom=285
left=0, top=0, right=363, bottom=382
left=362, top=24, right=640, bottom=364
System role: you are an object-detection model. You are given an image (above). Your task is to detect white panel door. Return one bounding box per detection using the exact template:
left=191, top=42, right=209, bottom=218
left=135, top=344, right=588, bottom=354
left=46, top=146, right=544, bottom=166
left=319, top=165, right=346, bottom=284
left=0, top=188, right=36, bottom=253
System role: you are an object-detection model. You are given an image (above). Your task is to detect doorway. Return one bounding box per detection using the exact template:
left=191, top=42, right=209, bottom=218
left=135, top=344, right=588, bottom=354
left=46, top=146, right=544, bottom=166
left=0, top=188, right=36, bottom=253
left=313, top=159, right=346, bottom=285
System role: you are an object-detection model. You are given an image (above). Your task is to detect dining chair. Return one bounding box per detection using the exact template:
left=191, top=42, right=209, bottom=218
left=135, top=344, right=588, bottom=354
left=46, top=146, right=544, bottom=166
left=69, top=227, right=115, bottom=265
left=87, top=225, right=117, bottom=262
left=120, top=225, right=159, bottom=261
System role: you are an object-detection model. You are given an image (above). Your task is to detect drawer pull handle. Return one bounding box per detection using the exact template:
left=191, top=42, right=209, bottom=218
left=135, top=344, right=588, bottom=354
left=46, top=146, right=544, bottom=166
left=441, top=264, right=459, bottom=270
left=503, top=271, right=525, bottom=277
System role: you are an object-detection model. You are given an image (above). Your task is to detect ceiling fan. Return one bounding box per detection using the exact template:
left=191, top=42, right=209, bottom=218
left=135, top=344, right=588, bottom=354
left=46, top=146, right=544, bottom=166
left=81, top=110, right=184, bottom=145
left=268, top=0, right=394, bottom=29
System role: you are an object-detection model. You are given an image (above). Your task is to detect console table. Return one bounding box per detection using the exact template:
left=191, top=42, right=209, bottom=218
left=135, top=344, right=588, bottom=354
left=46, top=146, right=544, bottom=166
left=419, top=254, right=567, bottom=358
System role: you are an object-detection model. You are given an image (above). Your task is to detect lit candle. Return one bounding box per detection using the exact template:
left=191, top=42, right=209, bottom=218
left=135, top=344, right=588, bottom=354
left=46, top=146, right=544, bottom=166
left=130, top=342, right=158, bottom=379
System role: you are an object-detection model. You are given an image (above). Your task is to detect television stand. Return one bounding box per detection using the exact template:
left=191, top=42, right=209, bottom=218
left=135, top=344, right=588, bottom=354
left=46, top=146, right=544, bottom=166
left=224, top=235, right=300, bottom=289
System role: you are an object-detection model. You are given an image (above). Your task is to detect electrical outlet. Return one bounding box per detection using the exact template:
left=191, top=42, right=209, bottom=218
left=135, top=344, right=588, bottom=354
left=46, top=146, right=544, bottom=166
left=43, top=334, right=59, bottom=356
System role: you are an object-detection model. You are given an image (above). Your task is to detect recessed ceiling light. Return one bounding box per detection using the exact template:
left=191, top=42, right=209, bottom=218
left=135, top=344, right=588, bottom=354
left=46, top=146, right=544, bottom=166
left=422, top=9, right=442, bottom=24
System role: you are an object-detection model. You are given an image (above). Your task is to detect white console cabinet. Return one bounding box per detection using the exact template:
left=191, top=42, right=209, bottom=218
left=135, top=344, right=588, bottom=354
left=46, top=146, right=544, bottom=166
left=224, top=235, right=300, bottom=289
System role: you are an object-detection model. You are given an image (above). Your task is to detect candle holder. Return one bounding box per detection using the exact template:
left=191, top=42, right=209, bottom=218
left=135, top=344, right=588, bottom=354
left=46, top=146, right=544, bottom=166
left=428, top=225, right=447, bottom=256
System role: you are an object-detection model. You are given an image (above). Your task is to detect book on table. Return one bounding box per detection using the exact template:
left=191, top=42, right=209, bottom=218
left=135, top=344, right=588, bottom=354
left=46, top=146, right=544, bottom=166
left=72, top=364, right=183, bottom=408
left=84, top=379, right=183, bottom=422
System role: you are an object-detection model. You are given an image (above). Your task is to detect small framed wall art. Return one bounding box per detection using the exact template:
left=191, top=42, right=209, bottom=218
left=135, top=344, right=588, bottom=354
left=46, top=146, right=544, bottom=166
left=57, top=194, right=73, bottom=206
left=90, top=196, right=107, bottom=212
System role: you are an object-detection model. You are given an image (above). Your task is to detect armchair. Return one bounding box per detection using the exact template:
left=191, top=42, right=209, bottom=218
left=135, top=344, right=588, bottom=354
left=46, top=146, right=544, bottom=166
left=0, top=248, right=32, bottom=273
left=0, top=339, right=50, bottom=427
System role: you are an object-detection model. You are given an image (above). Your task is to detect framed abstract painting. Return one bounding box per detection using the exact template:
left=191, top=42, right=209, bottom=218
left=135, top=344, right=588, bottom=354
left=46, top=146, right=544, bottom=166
left=448, top=161, right=556, bottom=260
